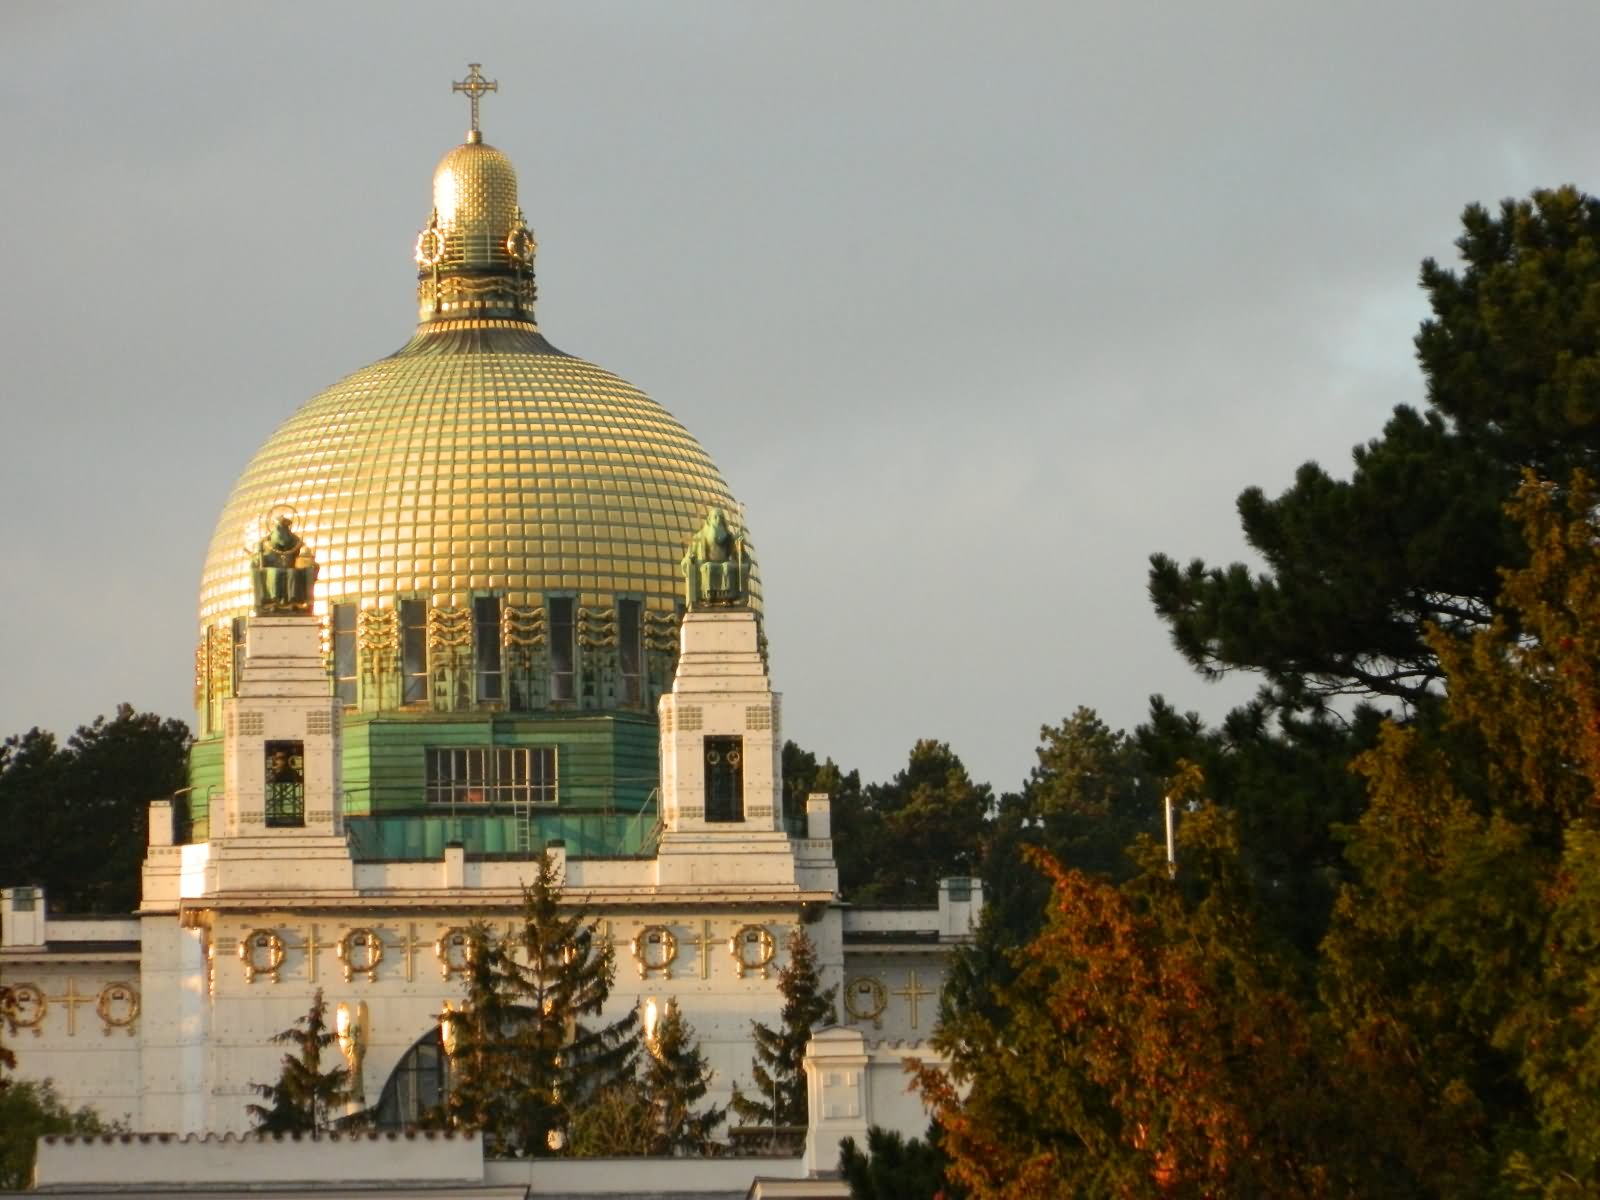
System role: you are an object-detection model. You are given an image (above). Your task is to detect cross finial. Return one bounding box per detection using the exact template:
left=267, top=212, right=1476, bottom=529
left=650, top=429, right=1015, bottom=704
left=452, top=63, right=498, bottom=139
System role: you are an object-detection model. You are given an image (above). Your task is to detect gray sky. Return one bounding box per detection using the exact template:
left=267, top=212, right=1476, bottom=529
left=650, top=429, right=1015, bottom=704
left=2, top=1, right=1595, bottom=793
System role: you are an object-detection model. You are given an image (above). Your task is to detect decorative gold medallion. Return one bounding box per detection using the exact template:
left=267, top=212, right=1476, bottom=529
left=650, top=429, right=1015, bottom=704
left=727, top=923, right=776, bottom=979
left=96, top=983, right=140, bottom=1036
left=415, top=213, right=445, bottom=267
left=6, top=983, right=46, bottom=1036
left=239, top=929, right=287, bottom=983
left=844, top=975, right=888, bottom=1029
left=435, top=926, right=474, bottom=979
left=629, top=924, right=679, bottom=979
left=506, top=219, right=536, bottom=266
left=337, top=928, right=385, bottom=982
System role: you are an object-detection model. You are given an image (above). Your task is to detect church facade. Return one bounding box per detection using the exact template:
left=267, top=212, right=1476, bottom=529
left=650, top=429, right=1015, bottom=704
left=0, top=68, right=974, bottom=1182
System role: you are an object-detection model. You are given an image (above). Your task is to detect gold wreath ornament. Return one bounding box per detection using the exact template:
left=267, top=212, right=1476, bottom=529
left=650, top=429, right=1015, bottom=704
left=337, top=927, right=385, bottom=982
left=629, top=925, right=679, bottom=980
left=239, top=929, right=287, bottom=983
left=728, top=924, right=776, bottom=979
left=844, top=975, right=888, bottom=1029
left=96, top=983, right=141, bottom=1036
left=435, top=926, right=474, bottom=980
left=6, top=983, right=47, bottom=1036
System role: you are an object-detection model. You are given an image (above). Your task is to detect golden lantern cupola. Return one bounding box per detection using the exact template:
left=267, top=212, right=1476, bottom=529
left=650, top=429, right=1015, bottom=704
left=414, top=63, right=538, bottom=323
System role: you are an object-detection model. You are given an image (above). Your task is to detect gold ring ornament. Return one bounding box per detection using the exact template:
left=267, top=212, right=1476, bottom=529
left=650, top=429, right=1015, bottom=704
left=728, top=923, right=776, bottom=979
left=239, top=929, right=287, bottom=983
left=844, top=975, right=888, bottom=1029
left=506, top=220, right=537, bottom=266
left=337, top=927, right=385, bottom=982
left=435, top=926, right=474, bottom=980
left=415, top=210, right=446, bottom=267
left=630, top=924, right=679, bottom=979
left=96, top=983, right=140, bottom=1036
left=6, top=983, right=47, bottom=1036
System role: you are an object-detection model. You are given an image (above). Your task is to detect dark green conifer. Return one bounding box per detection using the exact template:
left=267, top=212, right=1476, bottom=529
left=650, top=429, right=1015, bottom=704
left=642, top=1000, right=724, bottom=1155
left=442, top=850, right=638, bottom=1155
left=245, top=989, right=351, bottom=1134
left=731, top=928, right=837, bottom=1136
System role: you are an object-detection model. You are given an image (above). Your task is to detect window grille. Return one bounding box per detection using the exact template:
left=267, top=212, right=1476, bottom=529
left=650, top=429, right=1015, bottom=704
left=425, top=746, right=556, bottom=806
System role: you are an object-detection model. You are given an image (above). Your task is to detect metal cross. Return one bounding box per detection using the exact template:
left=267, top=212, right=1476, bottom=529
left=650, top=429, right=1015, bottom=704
left=452, top=63, right=498, bottom=135
left=891, top=971, right=934, bottom=1031
left=683, top=919, right=715, bottom=980
left=49, top=978, right=91, bottom=1037
left=399, top=922, right=428, bottom=982
left=305, top=928, right=331, bottom=979
left=297, top=923, right=327, bottom=983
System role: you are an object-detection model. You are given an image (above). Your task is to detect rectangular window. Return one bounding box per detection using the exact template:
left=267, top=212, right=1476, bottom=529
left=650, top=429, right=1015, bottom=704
left=332, top=603, right=357, bottom=707
left=232, top=617, right=247, bottom=696
left=425, top=747, right=556, bottom=806
left=704, top=736, right=745, bottom=822
left=204, top=626, right=218, bottom=734
left=474, top=595, right=503, bottom=702
left=618, top=598, right=643, bottom=705
left=400, top=598, right=429, bottom=705
left=264, top=740, right=306, bottom=827
left=548, top=597, right=575, bottom=702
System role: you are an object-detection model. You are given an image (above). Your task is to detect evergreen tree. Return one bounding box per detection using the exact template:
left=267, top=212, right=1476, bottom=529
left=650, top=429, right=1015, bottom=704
left=641, top=1000, right=724, bottom=1155
left=246, top=989, right=351, bottom=1134
left=1148, top=187, right=1600, bottom=713
left=439, top=923, right=534, bottom=1144
left=839, top=1125, right=958, bottom=1200
left=443, top=851, right=638, bottom=1155
left=731, top=928, right=837, bottom=1138
left=0, top=706, right=189, bottom=913
left=945, top=710, right=1159, bottom=1035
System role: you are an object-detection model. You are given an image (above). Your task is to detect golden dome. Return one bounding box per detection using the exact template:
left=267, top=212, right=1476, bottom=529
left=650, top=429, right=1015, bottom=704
left=429, top=140, right=520, bottom=271
left=197, top=125, right=757, bottom=664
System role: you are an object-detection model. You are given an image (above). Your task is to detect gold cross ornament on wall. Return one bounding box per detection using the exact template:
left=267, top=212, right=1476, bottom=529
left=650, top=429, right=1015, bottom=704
left=47, top=979, right=92, bottom=1037
left=892, top=971, right=934, bottom=1031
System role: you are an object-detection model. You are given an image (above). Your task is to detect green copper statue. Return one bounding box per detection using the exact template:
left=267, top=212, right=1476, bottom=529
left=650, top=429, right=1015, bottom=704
left=251, top=515, right=318, bottom=614
left=681, top=506, right=748, bottom=608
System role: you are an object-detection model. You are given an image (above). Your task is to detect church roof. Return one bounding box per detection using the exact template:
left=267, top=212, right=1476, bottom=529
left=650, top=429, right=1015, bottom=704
left=196, top=74, right=755, bottom=640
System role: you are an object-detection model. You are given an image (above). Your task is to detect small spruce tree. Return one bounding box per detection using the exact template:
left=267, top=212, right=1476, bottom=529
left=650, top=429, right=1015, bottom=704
left=731, top=928, right=838, bottom=1138
left=246, top=989, right=351, bottom=1135
left=642, top=1000, right=725, bottom=1155
left=444, top=850, right=639, bottom=1155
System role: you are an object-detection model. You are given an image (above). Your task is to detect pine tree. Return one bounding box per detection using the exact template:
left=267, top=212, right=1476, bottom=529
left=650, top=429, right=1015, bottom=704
left=642, top=1000, right=724, bottom=1155
left=443, top=850, right=638, bottom=1155
left=731, top=928, right=837, bottom=1139
left=246, top=989, right=352, bottom=1134
left=439, top=923, right=534, bottom=1145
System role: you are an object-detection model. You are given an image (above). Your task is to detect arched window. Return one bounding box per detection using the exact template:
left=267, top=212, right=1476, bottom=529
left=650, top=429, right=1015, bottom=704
left=373, top=1027, right=448, bottom=1129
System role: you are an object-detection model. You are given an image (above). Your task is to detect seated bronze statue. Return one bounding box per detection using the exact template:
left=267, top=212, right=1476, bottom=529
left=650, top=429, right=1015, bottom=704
left=252, top=515, right=318, bottom=614
left=681, top=507, right=748, bottom=607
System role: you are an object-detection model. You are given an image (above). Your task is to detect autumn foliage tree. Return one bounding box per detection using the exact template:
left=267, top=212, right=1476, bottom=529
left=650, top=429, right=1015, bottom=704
left=921, top=766, right=1376, bottom=1199
left=1319, top=473, right=1600, bottom=1194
